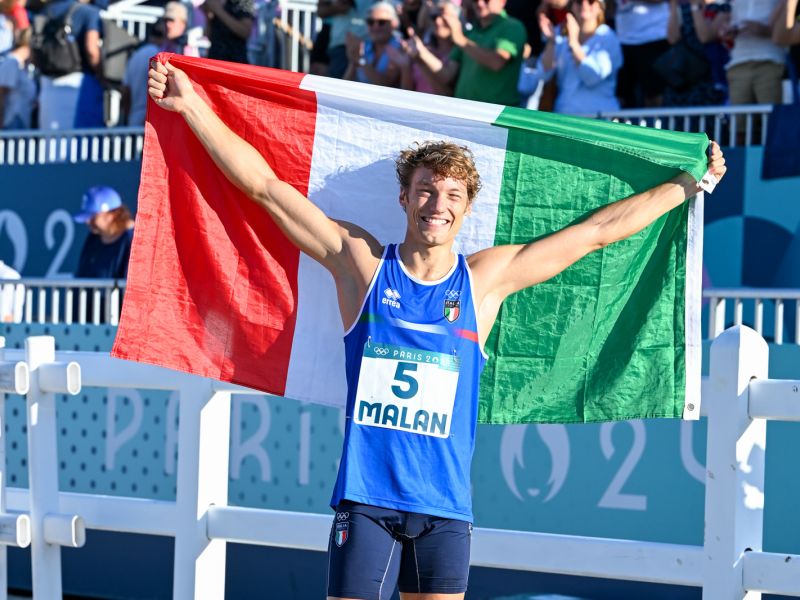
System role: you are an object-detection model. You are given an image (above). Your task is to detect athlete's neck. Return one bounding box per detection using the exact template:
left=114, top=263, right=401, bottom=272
left=397, top=241, right=456, bottom=282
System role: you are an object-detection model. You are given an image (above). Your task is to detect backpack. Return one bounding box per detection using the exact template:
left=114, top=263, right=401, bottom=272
left=31, top=2, right=83, bottom=77
left=100, top=19, right=140, bottom=84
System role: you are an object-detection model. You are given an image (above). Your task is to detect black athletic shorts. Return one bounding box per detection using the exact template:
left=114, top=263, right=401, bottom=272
left=327, top=501, right=472, bottom=600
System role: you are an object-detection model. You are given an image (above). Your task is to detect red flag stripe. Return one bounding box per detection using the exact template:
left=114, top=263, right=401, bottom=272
left=112, top=55, right=318, bottom=395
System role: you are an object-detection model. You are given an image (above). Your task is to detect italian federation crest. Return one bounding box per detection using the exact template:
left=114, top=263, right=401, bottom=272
left=335, top=521, right=349, bottom=547
left=444, top=299, right=460, bottom=322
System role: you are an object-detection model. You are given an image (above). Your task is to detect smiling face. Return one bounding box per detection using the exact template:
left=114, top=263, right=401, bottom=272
left=400, top=167, right=472, bottom=248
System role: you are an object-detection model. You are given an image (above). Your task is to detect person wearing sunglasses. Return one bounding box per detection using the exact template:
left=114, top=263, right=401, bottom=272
left=412, top=0, right=528, bottom=106
left=344, top=1, right=403, bottom=86
left=519, top=0, right=623, bottom=114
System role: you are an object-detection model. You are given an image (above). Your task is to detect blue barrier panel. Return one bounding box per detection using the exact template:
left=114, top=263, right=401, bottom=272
left=0, top=161, right=141, bottom=277
left=3, top=323, right=799, bottom=554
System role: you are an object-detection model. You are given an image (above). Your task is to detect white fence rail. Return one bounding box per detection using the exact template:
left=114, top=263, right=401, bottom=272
left=705, top=288, right=800, bottom=345
left=102, top=0, right=164, bottom=40
left=1, top=278, right=125, bottom=326
left=7, top=279, right=799, bottom=345
left=0, top=128, right=144, bottom=165
left=0, top=327, right=798, bottom=598
left=0, top=103, right=775, bottom=166
left=102, top=0, right=319, bottom=72
left=593, top=104, right=773, bottom=148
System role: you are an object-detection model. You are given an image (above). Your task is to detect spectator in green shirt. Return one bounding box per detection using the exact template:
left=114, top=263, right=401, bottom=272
left=412, top=0, right=527, bottom=105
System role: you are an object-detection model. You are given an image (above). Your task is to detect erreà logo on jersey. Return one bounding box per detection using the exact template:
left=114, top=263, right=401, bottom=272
left=382, top=288, right=401, bottom=308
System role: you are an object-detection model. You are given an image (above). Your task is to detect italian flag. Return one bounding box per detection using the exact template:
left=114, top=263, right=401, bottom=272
left=112, top=54, right=708, bottom=424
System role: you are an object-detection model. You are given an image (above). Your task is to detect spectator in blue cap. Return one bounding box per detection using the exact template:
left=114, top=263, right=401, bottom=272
left=73, top=186, right=135, bottom=280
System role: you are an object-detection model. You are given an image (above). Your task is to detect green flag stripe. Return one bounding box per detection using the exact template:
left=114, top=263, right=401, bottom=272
left=476, top=107, right=706, bottom=424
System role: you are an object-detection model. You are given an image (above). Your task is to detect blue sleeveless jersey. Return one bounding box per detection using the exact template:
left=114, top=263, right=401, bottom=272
left=330, top=244, right=487, bottom=521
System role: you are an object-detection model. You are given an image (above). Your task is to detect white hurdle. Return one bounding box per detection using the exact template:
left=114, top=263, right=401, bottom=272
left=2, top=325, right=800, bottom=599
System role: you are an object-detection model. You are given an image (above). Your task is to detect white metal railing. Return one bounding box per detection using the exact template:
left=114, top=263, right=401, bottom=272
left=278, top=0, right=321, bottom=73
left=594, top=104, right=774, bottom=148
left=101, top=0, right=319, bottom=72
left=102, top=0, right=164, bottom=40
left=0, top=326, right=798, bottom=598
left=0, top=102, right=777, bottom=165
left=0, top=127, right=144, bottom=165
left=7, top=280, right=799, bottom=346
left=705, top=288, right=800, bottom=345
left=0, top=278, right=126, bottom=326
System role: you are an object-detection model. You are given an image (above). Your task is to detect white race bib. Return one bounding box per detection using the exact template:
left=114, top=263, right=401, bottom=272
left=354, top=342, right=460, bottom=438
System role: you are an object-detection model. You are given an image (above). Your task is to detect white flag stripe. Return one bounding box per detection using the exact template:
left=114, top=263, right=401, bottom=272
left=299, top=74, right=506, bottom=128
left=283, top=89, right=508, bottom=406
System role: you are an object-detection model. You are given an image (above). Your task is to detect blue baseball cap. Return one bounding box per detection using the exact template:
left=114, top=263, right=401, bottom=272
left=73, top=186, right=123, bottom=223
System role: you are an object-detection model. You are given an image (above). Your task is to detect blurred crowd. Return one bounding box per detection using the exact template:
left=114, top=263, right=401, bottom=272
left=310, top=0, right=800, bottom=114
left=1, top=0, right=798, bottom=130
left=0, top=0, right=273, bottom=129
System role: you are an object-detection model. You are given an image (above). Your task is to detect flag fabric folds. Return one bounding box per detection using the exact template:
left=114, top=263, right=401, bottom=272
left=112, top=53, right=708, bottom=424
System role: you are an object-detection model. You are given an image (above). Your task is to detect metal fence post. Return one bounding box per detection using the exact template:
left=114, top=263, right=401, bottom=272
left=703, top=326, right=769, bottom=599
left=25, top=336, right=83, bottom=599
left=172, top=379, right=232, bottom=600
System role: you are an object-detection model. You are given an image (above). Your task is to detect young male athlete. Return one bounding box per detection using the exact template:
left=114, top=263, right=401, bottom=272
left=147, top=59, right=726, bottom=600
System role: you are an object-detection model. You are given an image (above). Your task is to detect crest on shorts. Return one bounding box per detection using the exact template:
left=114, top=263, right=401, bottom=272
left=335, top=521, right=349, bottom=547
left=444, top=299, right=460, bottom=323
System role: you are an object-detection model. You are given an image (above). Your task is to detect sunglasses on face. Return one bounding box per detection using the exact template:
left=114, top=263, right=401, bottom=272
left=367, top=18, right=392, bottom=26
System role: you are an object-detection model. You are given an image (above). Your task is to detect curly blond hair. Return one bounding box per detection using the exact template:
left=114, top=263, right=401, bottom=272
left=395, top=141, right=482, bottom=202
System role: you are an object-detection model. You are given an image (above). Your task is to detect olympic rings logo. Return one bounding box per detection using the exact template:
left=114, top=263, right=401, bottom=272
left=336, top=512, right=349, bottom=521
left=373, top=347, right=390, bottom=356
left=445, top=289, right=461, bottom=300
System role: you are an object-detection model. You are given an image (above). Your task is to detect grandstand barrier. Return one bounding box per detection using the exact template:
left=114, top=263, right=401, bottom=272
left=592, top=104, right=773, bottom=147
left=102, top=0, right=163, bottom=40
left=5, top=279, right=798, bottom=344
left=0, top=103, right=774, bottom=166
left=104, top=0, right=319, bottom=73
left=706, top=288, right=800, bottom=345
left=0, top=279, right=126, bottom=326
left=0, top=326, right=799, bottom=598
left=0, top=128, right=144, bottom=166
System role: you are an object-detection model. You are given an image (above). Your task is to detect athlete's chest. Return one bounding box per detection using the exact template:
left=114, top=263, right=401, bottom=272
left=372, top=268, right=470, bottom=328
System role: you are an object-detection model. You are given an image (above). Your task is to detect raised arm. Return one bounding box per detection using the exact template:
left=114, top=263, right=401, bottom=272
left=773, top=0, right=800, bottom=44
left=446, top=12, right=517, bottom=72
left=468, top=143, right=726, bottom=339
left=146, top=60, right=382, bottom=310
left=413, top=29, right=461, bottom=86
